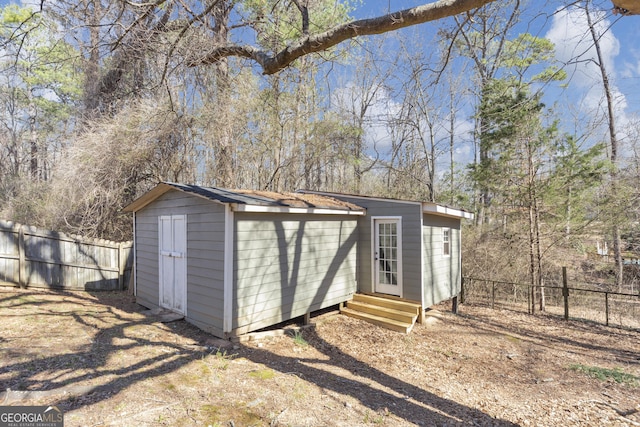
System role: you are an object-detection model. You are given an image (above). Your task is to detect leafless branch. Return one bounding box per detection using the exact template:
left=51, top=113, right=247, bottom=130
left=189, top=0, right=496, bottom=74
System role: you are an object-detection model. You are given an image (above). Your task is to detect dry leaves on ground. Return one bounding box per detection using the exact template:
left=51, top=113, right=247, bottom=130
left=0, top=286, right=638, bottom=426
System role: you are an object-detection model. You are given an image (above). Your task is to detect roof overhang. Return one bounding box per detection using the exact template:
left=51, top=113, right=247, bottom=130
left=124, top=182, right=366, bottom=216
left=231, top=203, right=365, bottom=216
left=124, top=183, right=184, bottom=212
left=422, top=203, right=474, bottom=220
left=124, top=182, right=234, bottom=213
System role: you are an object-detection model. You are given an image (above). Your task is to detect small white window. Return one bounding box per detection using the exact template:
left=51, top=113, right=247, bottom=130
left=443, top=228, right=451, bottom=257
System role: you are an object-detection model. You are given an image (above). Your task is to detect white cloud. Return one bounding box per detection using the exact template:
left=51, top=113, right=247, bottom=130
left=545, top=5, right=628, bottom=128
left=332, top=83, right=401, bottom=155
left=332, top=82, right=477, bottom=167
left=546, top=6, right=619, bottom=86
left=619, top=47, right=640, bottom=79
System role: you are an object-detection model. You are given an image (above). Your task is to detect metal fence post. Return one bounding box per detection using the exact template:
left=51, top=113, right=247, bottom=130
left=605, top=293, right=609, bottom=326
left=562, top=266, right=569, bottom=321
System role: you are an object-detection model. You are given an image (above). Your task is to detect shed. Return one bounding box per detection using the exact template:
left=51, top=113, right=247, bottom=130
left=300, top=191, right=474, bottom=310
left=125, top=183, right=474, bottom=337
left=124, top=182, right=365, bottom=338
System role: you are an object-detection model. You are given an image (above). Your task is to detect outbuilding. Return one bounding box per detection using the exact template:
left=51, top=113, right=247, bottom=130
left=124, top=183, right=473, bottom=338
left=123, top=182, right=364, bottom=338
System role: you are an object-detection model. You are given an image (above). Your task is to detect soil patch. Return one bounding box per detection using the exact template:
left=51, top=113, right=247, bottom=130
left=0, top=286, right=638, bottom=426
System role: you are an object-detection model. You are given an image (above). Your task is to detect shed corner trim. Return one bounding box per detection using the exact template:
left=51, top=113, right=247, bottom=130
left=223, top=204, right=234, bottom=334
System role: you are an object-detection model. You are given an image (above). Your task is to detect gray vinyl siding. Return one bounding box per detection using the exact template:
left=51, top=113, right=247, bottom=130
left=422, top=215, right=461, bottom=307
left=232, top=213, right=358, bottom=335
left=325, top=196, right=423, bottom=302
left=134, top=191, right=226, bottom=336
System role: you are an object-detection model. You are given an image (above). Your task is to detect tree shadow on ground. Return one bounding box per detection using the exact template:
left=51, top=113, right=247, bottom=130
left=0, top=288, right=520, bottom=426
left=239, top=326, right=519, bottom=426
left=0, top=288, right=210, bottom=412
left=455, top=308, right=640, bottom=366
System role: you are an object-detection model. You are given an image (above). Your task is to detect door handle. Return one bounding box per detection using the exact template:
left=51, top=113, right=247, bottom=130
left=161, top=251, right=183, bottom=257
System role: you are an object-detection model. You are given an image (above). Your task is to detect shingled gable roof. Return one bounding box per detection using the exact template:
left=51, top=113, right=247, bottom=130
left=123, top=182, right=365, bottom=215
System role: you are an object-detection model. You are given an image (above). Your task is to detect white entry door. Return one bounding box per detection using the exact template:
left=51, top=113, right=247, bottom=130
left=159, top=215, right=187, bottom=314
left=373, top=218, right=402, bottom=296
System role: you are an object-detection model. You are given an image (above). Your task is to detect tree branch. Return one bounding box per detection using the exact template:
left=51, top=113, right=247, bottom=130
left=290, top=0, right=309, bottom=35
left=188, top=0, right=496, bottom=74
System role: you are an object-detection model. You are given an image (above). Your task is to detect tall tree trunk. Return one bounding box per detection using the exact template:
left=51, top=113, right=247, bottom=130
left=526, top=134, right=544, bottom=312
left=534, top=191, right=545, bottom=311
left=527, top=140, right=537, bottom=314
left=528, top=203, right=536, bottom=314
left=449, top=89, right=456, bottom=205
left=585, top=1, right=623, bottom=290
left=212, top=0, right=234, bottom=188
left=29, top=101, right=38, bottom=180
left=565, top=186, right=572, bottom=239
left=453, top=0, right=521, bottom=226
left=83, top=0, right=102, bottom=117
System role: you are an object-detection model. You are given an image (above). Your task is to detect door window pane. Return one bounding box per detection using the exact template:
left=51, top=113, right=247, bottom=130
left=378, top=221, right=399, bottom=286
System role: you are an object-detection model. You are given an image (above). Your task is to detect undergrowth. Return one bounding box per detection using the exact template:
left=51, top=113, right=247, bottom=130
left=569, top=364, right=639, bottom=386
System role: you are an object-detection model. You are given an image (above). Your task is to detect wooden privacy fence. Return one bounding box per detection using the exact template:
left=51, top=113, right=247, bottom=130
left=462, top=271, right=640, bottom=330
left=0, top=221, right=133, bottom=291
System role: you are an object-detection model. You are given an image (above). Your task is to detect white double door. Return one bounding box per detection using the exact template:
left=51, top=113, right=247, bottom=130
left=159, top=215, right=187, bottom=314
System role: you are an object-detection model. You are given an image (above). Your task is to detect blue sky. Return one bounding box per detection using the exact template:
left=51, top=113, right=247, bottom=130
left=340, top=1, right=640, bottom=166
left=2, top=0, right=638, bottom=166
left=3, top=0, right=635, bottom=121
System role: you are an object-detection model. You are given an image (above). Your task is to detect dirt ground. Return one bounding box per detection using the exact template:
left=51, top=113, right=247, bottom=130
left=0, top=286, right=638, bottom=427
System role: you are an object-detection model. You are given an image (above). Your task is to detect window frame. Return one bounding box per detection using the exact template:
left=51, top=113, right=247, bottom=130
left=443, top=227, right=451, bottom=257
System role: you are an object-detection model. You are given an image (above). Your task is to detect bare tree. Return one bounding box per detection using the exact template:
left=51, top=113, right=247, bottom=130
left=584, top=0, right=623, bottom=289
left=188, top=0, right=498, bottom=74
left=42, top=98, right=195, bottom=240
left=331, top=40, right=392, bottom=193
left=384, top=41, right=449, bottom=202
left=450, top=0, right=522, bottom=226
left=27, top=0, right=499, bottom=83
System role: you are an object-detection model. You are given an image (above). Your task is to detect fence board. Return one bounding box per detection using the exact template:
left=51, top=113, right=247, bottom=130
left=0, top=221, right=132, bottom=291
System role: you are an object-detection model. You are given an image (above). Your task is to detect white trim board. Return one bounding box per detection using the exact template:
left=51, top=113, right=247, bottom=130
left=231, top=203, right=365, bottom=216
left=223, top=204, right=234, bottom=335
left=371, top=216, right=403, bottom=298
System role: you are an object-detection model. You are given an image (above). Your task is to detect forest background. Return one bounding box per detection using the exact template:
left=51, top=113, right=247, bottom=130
left=1, top=0, right=639, bottom=297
